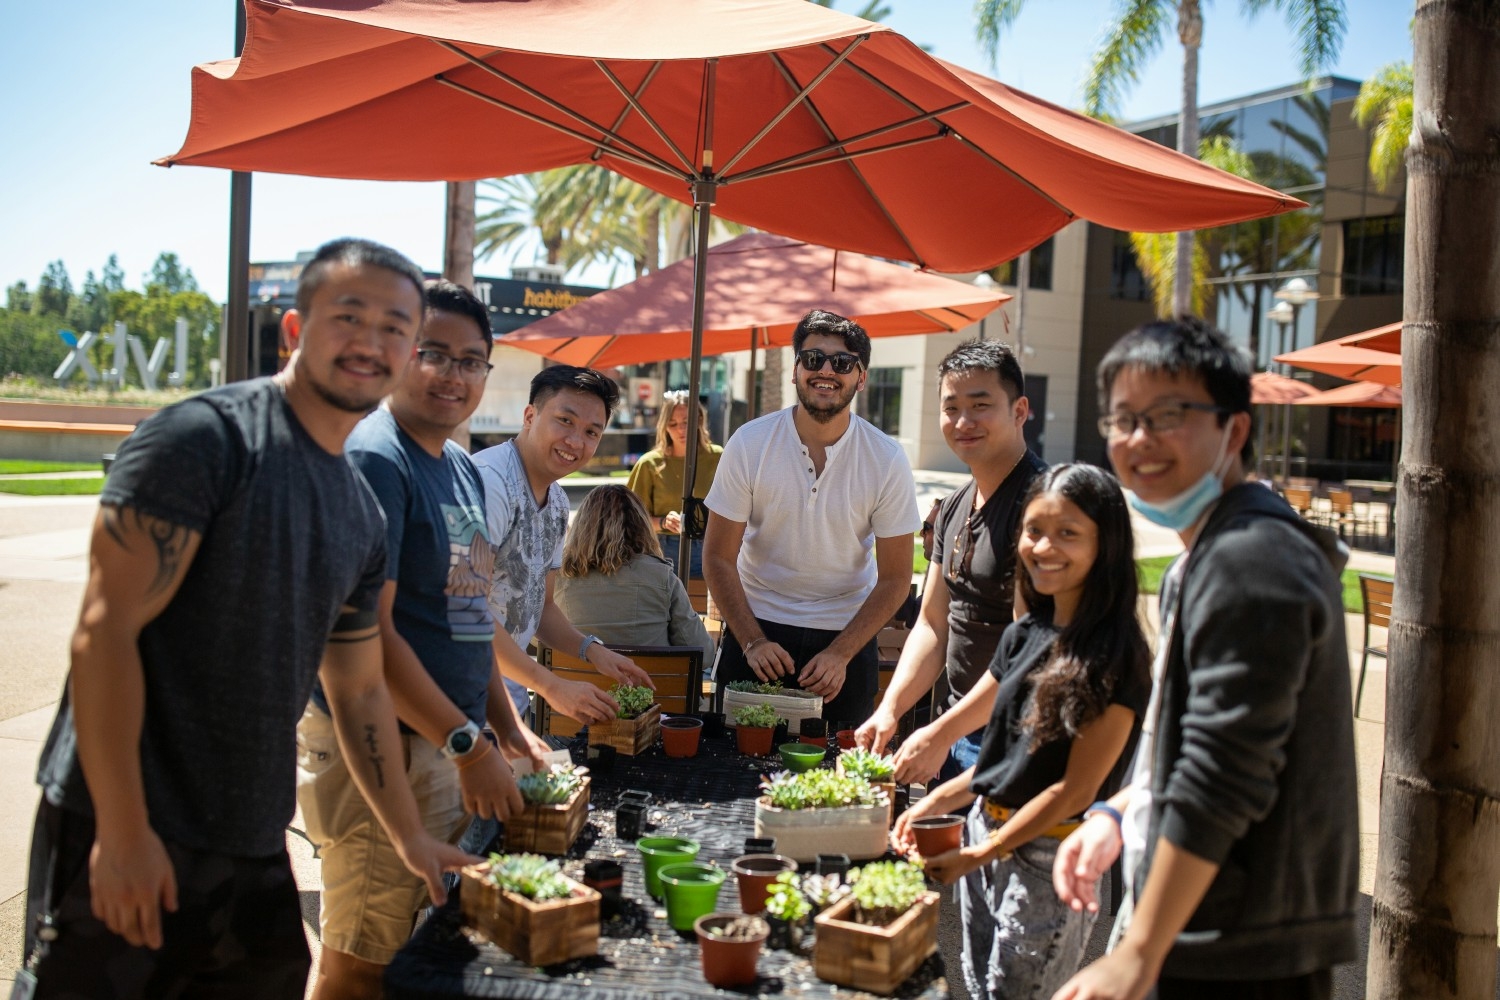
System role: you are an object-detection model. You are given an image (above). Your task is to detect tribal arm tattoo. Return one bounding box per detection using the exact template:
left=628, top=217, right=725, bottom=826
left=100, top=505, right=194, bottom=599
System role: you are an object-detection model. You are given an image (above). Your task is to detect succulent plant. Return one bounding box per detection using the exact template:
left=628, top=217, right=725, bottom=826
left=733, top=703, right=779, bottom=729
left=759, top=769, right=882, bottom=810
left=610, top=684, right=655, bottom=719
left=725, top=680, right=786, bottom=695
left=516, top=763, right=585, bottom=805
left=800, top=872, right=851, bottom=911
left=847, top=860, right=927, bottom=926
left=484, top=852, right=574, bottom=901
left=763, top=871, right=811, bottom=922
left=837, top=747, right=896, bottom=782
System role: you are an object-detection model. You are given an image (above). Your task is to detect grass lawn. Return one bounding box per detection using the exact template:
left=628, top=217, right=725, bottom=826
left=0, top=475, right=106, bottom=496
left=0, top=459, right=102, bottom=474
left=1137, top=554, right=1366, bottom=614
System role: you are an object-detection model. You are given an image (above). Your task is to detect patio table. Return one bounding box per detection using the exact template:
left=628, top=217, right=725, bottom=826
left=384, top=731, right=948, bottom=1000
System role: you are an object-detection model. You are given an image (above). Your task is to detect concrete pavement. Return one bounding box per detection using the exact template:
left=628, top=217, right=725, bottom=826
left=0, top=487, right=1400, bottom=996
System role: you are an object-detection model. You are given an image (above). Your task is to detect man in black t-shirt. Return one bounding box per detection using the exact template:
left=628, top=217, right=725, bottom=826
left=856, top=339, right=1045, bottom=783
left=23, top=239, right=473, bottom=999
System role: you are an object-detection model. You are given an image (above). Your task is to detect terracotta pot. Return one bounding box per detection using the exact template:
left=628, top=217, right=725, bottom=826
left=910, top=814, right=965, bottom=857
left=835, top=729, right=857, bottom=749
left=736, top=724, right=775, bottom=756
left=695, top=913, right=769, bottom=987
left=660, top=716, right=703, bottom=758
left=730, top=853, right=798, bottom=914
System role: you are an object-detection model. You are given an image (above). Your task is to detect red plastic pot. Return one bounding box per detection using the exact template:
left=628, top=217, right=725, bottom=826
left=695, top=913, right=768, bottom=987
left=736, top=724, right=775, bottom=756
left=730, top=853, right=797, bottom=914
left=911, top=814, right=965, bottom=857
left=661, top=716, right=704, bottom=758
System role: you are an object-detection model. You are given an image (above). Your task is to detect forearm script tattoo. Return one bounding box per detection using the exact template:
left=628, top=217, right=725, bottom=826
left=364, top=724, right=387, bottom=789
left=102, top=506, right=192, bottom=597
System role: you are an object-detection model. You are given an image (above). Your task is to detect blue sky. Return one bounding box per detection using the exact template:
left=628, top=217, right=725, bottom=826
left=0, top=1, right=1411, bottom=303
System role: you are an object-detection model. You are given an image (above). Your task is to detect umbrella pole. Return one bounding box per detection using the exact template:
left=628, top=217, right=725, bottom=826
left=678, top=60, right=718, bottom=585
left=748, top=329, right=759, bottom=420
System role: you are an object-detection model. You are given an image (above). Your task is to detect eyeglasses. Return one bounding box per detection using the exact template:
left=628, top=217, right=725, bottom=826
left=1098, top=402, right=1227, bottom=439
left=796, top=349, right=862, bottom=375
left=415, top=349, right=494, bottom=382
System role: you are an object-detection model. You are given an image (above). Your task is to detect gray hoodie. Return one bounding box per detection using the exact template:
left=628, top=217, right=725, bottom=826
left=1142, top=482, right=1360, bottom=980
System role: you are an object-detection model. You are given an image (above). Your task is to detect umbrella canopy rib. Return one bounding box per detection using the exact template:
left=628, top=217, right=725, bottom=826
left=591, top=62, right=663, bottom=163
left=727, top=105, right=966, bottom=184
left=717, top=35, right=867, bottom=178
left=433, top=42, right=680, bottom=176
left=433, top=75, right=680, bottom=180
left=764, top=52, right=926, bottom=265
left=593, top=61, right=696, bottom=174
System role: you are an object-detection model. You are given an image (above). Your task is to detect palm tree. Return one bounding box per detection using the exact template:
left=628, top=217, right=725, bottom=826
left=975, top=0, right=1346, bottom=316
left=1366, top=0, right=1500, bottom=995
left=1353, top=61, right=1413, bottom=193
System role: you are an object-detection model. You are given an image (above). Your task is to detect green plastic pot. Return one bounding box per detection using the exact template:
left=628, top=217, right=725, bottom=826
left=658, top=861, right=726, bottom=932
left=777, top=742, right=826, bottom=772
left=637, top=836, right=700, bottom=899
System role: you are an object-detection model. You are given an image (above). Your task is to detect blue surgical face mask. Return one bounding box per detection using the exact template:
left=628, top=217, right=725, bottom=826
left=1126, top=420, right=1237, bottom=532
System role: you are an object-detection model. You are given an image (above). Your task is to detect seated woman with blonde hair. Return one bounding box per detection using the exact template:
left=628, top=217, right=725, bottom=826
left=554, top=484, right=714, bottom=663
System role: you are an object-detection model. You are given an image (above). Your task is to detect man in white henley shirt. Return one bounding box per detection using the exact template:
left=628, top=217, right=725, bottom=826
left=703, top=310, right=920, bottom=722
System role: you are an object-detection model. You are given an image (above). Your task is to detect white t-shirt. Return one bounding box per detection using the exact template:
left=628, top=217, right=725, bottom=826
left=704, top=406, right=920, bottom=630
left=1121, top=555, right=1188, bottom=898
left=471, top=440, right=569, bottom=709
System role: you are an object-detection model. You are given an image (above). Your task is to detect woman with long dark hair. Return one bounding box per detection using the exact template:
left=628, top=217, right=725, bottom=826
left=891, top=463, right=1150, bottom=1000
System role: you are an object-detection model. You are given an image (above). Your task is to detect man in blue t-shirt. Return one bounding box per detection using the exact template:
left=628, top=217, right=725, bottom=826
left=301, top=281, right=548, bottom=1000
left=23, top=239, right=472, bottom=998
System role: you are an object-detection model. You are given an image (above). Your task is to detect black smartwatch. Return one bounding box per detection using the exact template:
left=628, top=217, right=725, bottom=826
left=440, top=719, right=482, bottom=759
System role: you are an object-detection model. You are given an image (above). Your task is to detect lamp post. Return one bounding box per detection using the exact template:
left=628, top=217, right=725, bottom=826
left=1267, top=300, right=1294, bottom=481
left=1273, top=278, right=1320, bottom=479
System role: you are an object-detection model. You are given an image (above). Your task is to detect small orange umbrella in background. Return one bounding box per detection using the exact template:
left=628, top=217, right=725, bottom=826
left=1295, top=381, right=1403, bottom=408
left=1276, top=328, right=1402, bottom=386
left=1251, top=370, right=1318, bottom=404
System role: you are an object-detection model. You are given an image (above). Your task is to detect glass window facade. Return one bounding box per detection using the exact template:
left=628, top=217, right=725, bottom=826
left=1343, top=215, right=1404, bottom=296
left=859, top=367, right=903, bottom=434
left=988, top=236, right=1054, bottom=291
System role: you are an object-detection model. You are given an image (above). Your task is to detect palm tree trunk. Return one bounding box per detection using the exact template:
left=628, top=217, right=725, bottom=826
left=444, top=180, right=476, bottom=449
left=1367, top=1, right=1500, bottom=997
left=1172, top=0, right=1202, bottom=317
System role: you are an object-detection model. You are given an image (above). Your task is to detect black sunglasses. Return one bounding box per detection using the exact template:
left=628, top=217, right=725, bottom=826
left=796, top=348, right=862, bottom=375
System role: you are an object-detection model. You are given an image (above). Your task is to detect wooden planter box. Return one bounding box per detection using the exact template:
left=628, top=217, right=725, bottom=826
left=752, top=795, right=889, bottom=863
left=723, top=688, right=823, bottom=730
left=503, top=776, right=591, bottom=854
left=589, top=703, right=661, bottom=756
left=813, top=891, right=940, bottom=995
left=459, top=863, right=600, bottom=966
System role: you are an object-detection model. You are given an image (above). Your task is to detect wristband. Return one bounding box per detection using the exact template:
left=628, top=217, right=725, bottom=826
left=454, top=739, right=493, bottom=770
left=742, top=636, right=767, bottom=655
left=1083, top=801, right=1124, bottom=831
left=579, top=634, right=603, bottom=660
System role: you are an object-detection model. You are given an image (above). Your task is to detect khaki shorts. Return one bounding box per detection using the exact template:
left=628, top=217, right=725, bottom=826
left=295, top=703, right=470, bottom=965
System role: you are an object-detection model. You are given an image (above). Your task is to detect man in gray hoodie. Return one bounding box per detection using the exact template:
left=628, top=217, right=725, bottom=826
left=1052, top=317, right=1358, bottom=1000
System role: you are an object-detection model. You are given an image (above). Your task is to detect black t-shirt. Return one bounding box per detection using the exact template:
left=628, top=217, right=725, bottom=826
left=36, top=378, right=387, bottom=858
left=931, top=450, right=1047, bottom=709
left=969, top=611, right=1150, bottom=809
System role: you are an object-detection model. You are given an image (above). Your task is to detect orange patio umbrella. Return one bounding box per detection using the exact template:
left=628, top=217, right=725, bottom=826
left=158, top=0, right=1305, bottom=577
left=1295, top=380, right=1403, bottom=408
left=502, top=232, right=1008, bottom=369
left=1275, top=329, right=1402, bottom=387
left=1250, top=370, right=1317, bottom=404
